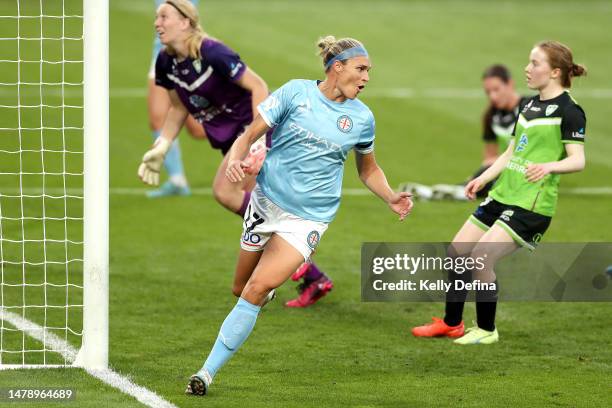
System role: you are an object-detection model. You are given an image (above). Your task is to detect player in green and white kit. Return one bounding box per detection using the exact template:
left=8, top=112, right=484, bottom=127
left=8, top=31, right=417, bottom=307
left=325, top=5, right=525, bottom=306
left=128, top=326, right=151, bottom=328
left=412, top=41, right=587, bottom=344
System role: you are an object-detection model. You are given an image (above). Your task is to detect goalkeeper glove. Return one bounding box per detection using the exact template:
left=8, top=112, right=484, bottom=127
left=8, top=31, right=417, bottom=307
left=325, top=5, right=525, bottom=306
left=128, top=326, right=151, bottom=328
left=138, top=137, right=171, bottom=186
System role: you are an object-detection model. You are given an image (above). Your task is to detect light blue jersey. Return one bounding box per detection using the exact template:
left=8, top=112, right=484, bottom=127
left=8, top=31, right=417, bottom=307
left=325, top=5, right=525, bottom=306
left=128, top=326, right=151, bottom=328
left=256, top=79, right=375, bottom=223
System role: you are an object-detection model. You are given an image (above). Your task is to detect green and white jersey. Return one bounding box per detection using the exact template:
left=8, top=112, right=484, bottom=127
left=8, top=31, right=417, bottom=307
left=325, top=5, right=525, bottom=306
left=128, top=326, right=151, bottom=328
left=489, top=91, right=586, bottom=217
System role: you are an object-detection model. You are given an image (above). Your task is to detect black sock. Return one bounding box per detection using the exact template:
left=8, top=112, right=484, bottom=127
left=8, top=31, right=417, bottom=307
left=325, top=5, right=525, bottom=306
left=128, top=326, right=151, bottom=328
left=475, top=280, right=498, bottom=332
left=444, top=302, right=464, bottom=327
left=443, top=269, right=472, bottom=327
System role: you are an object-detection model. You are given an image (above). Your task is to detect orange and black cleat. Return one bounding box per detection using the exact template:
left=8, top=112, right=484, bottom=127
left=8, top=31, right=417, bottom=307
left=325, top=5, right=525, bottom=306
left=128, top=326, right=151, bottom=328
left=411, top=317, right=465, bottom=338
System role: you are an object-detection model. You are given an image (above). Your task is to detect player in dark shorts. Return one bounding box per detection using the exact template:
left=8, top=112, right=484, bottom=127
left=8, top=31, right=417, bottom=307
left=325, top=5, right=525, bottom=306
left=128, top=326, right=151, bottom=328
left=412, top=40, right=587, bottom=344
left=138, top=0, right=333, bottom=306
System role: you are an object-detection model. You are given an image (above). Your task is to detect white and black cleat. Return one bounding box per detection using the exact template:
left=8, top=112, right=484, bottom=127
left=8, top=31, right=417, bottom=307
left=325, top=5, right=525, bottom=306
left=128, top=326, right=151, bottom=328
left=398, top=182, right=434, bottom=201
left=185, top=373, right=210, bottom=396
left=261, top=289, right=276, bottom=308
left=431, top=184, right=468, bottom=201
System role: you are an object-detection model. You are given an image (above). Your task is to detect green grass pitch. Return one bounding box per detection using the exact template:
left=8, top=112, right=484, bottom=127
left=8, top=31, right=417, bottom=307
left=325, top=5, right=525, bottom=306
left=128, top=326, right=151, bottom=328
left=0, top=0, right=611, bottom=406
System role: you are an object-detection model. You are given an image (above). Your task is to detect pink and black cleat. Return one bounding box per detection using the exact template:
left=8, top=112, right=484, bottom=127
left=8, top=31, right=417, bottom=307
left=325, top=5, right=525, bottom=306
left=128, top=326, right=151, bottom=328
left=291, top=262, right=312, bottom=282
left=285, top=276, right=334, bottom=308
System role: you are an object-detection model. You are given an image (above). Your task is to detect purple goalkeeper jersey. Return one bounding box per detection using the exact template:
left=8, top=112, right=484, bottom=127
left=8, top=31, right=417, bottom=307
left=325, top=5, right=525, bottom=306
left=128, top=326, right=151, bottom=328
left=155, top=38, right=252, bottom=153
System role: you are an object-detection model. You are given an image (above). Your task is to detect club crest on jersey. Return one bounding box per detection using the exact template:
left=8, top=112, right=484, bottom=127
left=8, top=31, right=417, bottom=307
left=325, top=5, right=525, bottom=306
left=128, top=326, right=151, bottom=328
left=545, top=104, right=558, bottom=116
left=337, top=115, right=353, bottom=133
left=307, top=231, right=320, bottom=249
left=193, top=59, right=202, bottom=74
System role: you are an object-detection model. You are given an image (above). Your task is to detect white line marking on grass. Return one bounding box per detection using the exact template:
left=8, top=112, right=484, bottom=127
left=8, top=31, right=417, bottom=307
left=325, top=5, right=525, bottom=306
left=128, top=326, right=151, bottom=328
left=113, top=87, right=612, bottom=100
left=0, top=308, right=78, bottom=363
left=0, top=309, right=178, bottom=408
left=2, top=186, right=612, bottom=197
left=2, top=87, right=612, bottom=99
left=564, top=187, right=612, bottom=195
left=84, top=369, right=178, bottom=408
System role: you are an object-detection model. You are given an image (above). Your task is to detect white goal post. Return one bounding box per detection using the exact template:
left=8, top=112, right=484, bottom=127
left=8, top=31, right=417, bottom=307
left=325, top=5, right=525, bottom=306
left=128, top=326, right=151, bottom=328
left=0, top=0, right=108, bottom=370
left=76, top=0, right=109, bottom=370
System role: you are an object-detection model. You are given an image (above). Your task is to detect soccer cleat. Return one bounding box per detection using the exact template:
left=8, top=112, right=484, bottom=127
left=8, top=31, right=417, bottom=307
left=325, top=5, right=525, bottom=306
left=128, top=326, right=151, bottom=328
left=398, top=182, right=433, bottom=201
left=261, top=289, right=276, bottom=307
left=431, top=184, right=468, bottom=201
left=453, top=326, right=499, bottom=345
left=291, top=262, right=312, bottom=282
left=285, top=276, right=333, bottom=308
left=185, top=372, right=211, bottom=396
left=146, top=181, right=191, bottom=198
left=243, top=136, right=267, bottom=175
left=411, top=317, right=465, bottom=338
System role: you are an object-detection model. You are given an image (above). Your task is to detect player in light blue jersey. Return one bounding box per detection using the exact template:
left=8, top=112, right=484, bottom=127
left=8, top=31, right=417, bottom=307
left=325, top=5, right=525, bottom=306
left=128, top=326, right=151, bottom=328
left=145, top=0, right=204, bottom=198
left=139, top=0, right=334, bottom=307
left=185, top=35, right=413, bottom=396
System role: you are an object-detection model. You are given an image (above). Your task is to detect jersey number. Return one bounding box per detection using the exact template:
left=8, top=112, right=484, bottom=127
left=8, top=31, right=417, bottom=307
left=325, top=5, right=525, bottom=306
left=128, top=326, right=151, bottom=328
left=244, top=204, right=265, bottom=233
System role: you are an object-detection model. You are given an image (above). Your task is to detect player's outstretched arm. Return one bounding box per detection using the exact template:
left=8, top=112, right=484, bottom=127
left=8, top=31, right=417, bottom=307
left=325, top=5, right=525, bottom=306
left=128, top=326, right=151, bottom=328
left=355, top=152, right=413, bottom=220
left=225, top=114, right=271, bottom=183
left=465, top=139, right=515, bottom=199
left=138, top=90, right=189, bottom=186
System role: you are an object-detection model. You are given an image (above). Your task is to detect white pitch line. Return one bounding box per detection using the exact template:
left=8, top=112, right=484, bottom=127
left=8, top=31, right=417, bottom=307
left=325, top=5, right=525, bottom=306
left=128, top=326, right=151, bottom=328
left=564, top=187, right=612, bottom=195
left=0, top=309, right=78, bottom=363
left=110, top=187, right=372, bottom=196
left=0, top=308, right=178, bottom=408
left=84, top=368, right=178, bottom=408
left=111, top=186, right=612, bottom=196
left=119, top=87, right=612, bottom=99
left=2, top=87, right=612, bottom=99
left=2, top=186, right=612, bottom=196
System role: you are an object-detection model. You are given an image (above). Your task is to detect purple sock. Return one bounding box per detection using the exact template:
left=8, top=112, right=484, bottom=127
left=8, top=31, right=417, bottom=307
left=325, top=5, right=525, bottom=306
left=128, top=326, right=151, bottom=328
left=305, top=262, right=324, bottom=282
left=236, top=191, right=251, bottom=217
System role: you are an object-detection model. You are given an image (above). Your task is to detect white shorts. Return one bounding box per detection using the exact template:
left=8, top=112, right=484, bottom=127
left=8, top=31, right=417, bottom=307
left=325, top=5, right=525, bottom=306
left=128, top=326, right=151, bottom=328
left=240, top=186, right=328, bottom=262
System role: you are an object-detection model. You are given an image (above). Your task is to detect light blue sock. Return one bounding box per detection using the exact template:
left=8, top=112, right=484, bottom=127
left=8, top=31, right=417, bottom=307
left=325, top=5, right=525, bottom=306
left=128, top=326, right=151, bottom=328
left=152, top=130, right=185, bottom=179
left=199, top=298, right=261, bottom=380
